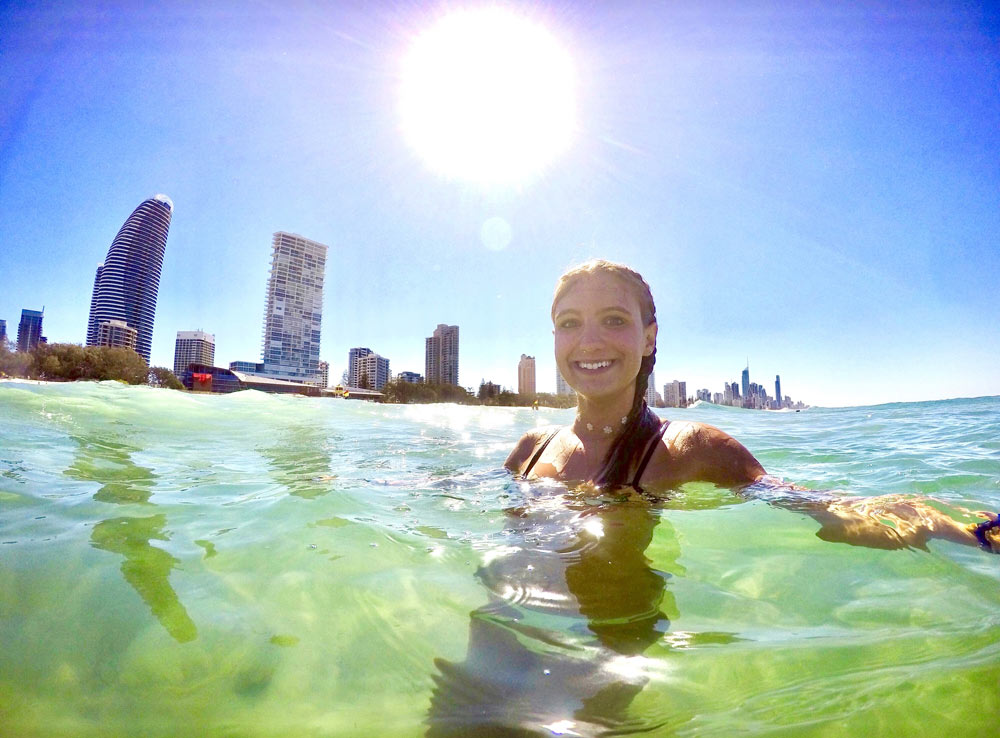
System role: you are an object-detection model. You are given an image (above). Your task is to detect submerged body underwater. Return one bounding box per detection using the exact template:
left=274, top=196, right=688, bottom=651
left=1, top=381, right=999, bottom=736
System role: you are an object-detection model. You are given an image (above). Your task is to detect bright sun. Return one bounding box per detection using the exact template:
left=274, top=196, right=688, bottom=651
left=399, top=7, right=576, bottom=186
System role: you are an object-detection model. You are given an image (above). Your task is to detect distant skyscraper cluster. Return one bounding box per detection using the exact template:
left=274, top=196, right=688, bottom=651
left=425, top=323, right=459, bottom=385
left=692, top=362, right=806, bottom=410
left=86, top=194, right=173, bottom=363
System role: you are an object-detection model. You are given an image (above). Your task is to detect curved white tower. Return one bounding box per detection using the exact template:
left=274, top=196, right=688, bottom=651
left=86, top=195, right=172, bottom=363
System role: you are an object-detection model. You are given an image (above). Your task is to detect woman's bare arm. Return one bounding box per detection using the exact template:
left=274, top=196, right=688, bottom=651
left=744, top=476, right=988, bottom=551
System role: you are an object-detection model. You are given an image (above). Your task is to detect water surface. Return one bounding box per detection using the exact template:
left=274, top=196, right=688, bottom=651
left=1, top=382, right=998, bottom=736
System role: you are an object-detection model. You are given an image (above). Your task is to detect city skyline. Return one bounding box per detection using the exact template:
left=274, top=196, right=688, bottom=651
left=2, top=2, right=997, bottom=407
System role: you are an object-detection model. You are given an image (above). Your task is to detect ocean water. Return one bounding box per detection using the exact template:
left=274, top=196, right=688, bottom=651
left=1, top=381, right=998, bottom=737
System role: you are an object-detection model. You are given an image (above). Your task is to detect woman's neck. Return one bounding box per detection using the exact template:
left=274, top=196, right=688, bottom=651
left=573, top=389, right=636, bottom=439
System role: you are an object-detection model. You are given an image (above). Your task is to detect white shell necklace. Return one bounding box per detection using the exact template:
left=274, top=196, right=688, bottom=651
left=583, top=416, right=629, bottom=435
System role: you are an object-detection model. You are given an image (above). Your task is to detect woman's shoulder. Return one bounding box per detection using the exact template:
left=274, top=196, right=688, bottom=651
left=645, top=420, right=766, bottom=488
left=504, top=425, right=562, bottom=473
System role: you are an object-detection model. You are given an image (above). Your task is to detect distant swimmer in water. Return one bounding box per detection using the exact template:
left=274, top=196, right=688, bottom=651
left=505, top=258, right=999, bottom=554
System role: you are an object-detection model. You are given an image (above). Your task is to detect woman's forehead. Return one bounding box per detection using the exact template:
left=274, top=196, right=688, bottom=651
left=554, top=273, right=640, bottom=312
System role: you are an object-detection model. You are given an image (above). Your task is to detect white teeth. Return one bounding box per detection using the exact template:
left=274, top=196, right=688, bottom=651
left=578, top=360, right=611, bottom=370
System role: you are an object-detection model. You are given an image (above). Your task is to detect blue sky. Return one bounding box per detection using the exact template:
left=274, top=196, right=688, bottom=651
left=2, top=0, right=997, bottom=407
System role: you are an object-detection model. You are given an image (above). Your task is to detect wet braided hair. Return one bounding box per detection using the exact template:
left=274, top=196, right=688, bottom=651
left=552, top=260, right=661, bottom=489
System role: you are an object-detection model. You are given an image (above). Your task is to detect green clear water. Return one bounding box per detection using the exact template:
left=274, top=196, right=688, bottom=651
left=1, top=382, right=998, bottom=737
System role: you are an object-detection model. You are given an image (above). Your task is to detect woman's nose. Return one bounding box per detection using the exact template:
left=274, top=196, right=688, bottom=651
left=578, top=320, right=603, bottom=347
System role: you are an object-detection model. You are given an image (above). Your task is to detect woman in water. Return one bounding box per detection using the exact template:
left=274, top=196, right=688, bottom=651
left=506, top=258, right=999, bottom=552
left=427, top=259, right=996, bottom=737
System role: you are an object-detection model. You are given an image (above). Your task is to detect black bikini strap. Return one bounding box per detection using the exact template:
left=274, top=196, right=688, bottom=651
left=521, top=428, right=560, bottom=477
left=631, top=420, right=669, bottom=492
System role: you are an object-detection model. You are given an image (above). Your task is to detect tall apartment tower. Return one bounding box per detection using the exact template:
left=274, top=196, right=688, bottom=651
left=86, top=194, right=173, bottom=363
left=645, top=371, right=657, bottom=407
left=260, top=232, right=328, bottom=383
left=518, top=354, right=536, bottom=395
left=318, top=361, right=329, bottom=389
left=347, top=347, right=372, bottom=387
left=174, top=330, right=215, bottom=374
left=354, top=352, right=390, bottom=390
left=0, top=319, right=7, bottom=346
left=425, top=324, right=459, bottom=385
left=775, top=375, right=782, bottom=408
left=741, top=363, right=750, bottom=400
left=555, top=369, right=574, bottom=396
left=17, top=309, right=44, bottom=352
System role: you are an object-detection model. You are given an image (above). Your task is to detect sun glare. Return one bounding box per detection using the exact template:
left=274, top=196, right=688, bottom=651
left=399, top=7, right=576, bottom=186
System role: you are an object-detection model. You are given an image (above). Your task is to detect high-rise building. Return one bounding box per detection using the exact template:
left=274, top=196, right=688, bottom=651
left=354, top=351, right=390, bottom=390
left=348, top=347, right=373, bottom=387
left=741, top=363, right=750, bottom=400
left=663, top=379, right=687, bottom=408
left=97, top=319, right=138, bottom=351
left=17, top=309, right=44, bottom=352
left=645, top=371, right=657, bottom=407
left=555, top=369, right=573, bottom=396
left=174, top=330, right=215, bottom=374
left=86, top=194, right=173, bottom=363
left=518, top=354, right=536, bottom=395
left=425, top=324, right=459, bottom=385
left=0, top=319, right=7, bottom=346
left=260, top=232, right=328, bottom=383
left=318, top=361, right=329, bottom=389
left=775, top=375, right=782, bottom=408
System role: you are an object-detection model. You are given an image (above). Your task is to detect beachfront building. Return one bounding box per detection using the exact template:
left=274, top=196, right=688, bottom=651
left=518, top=354, right=536, bottom=395
left=350, top=350, right=389, bottom=390
left=174, top=330, right=215, bottom=375
left=97, top=319, right=138, bottom=351
left=664, top=380, right=687, bottom=408
left=318, top=361, right=329, bottom=389
left=555, top=369, right=573, bottom=396
left=259, top=232, right=328, bottom=383
left=775, top=375, right=782, bottom=408
left=425, top=324, right=459, bottom=385
left=17, top=309, right=45, bottom=352
left=86, top=194, right=173, bottom=363
left=347, top=347, right=372, bottom=387
left=397, top=371, right=423, bottom=384
left=0, top=319, right=7, bottom=347
left=645, top=372, right=657, bottom=407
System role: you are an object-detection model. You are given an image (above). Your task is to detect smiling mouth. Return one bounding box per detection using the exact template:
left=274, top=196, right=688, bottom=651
left=576, top=360, right=613, bottom=371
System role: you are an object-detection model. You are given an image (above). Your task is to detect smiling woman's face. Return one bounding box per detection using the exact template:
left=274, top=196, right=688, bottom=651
left=552, top=272, right=657, bottom=403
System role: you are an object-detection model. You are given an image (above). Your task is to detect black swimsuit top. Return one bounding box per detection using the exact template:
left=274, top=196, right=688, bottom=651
left=520, top=420, right=670, bottom=494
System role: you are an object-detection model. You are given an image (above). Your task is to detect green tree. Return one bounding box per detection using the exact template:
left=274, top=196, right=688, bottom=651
left=0, top=342, right=32, bottom=377
left=148, top=366, right=184, bottom=390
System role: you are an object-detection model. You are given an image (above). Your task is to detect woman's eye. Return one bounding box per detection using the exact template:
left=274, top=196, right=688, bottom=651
left=558, top=319, right=580, bottom=329
left=604, top=316, right=625, bottom=326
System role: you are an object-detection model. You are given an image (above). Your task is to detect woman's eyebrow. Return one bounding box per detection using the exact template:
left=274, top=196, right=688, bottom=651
left=553, top=308, right=581, bottom=319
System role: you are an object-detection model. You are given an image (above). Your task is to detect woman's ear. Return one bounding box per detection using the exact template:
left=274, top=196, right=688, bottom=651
left=643, top=322, right=658, bottom=356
